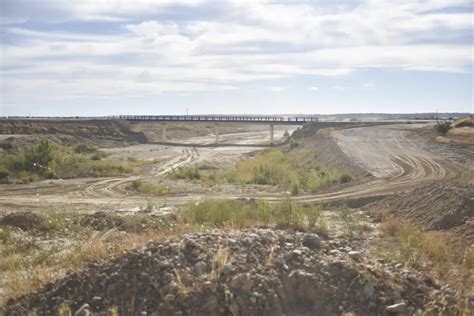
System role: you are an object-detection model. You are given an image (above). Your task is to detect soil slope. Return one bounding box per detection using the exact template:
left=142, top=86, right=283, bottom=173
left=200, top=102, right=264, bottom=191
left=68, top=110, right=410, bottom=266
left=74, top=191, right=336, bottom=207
left=5, top=229, right=465, bottom=316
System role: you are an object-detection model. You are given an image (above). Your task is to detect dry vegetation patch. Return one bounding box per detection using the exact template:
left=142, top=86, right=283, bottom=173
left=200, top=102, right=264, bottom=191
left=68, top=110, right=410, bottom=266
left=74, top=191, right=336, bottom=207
left=0, top=139, right=148, bottom=183
left=376, top=218, right=473, bottom=294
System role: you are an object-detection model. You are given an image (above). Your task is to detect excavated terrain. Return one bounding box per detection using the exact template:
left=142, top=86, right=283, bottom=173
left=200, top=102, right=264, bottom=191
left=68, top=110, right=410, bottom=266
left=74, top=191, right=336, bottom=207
left=366, top=183, right=474, bottom=242
left=5, top=229, right=467, bottom=315
left=1, top=120, right=473, bottom=315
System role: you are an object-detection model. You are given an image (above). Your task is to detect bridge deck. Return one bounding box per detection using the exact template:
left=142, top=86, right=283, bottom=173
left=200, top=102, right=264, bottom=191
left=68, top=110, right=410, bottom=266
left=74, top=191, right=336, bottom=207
left=118, top=115, right=317, bottom=125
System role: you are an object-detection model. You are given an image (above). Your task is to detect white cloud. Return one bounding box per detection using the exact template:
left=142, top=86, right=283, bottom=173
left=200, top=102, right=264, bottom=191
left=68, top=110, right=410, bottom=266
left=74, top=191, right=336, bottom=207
left=332, top=85, right=349, bottom=91
left=268, top=86, right=286, bottom=92
left=363, top=82, right=376, bottom=89
left=1, top=0, right=472, bottom=99
left=309, top=86, right=319, bottom=91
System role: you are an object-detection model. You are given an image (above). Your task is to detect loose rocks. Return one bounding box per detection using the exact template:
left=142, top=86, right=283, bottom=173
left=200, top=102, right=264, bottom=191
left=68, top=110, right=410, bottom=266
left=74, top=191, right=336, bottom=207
left=5, top=229, right=466, bottom=315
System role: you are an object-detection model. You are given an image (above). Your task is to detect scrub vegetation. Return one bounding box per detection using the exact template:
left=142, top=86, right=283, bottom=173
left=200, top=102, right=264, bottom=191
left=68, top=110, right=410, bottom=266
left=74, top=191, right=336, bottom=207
left=177, top=198, right=328, bottom=234
left=0, top=139, right=140, bottom=183
left=376, top=218, right=473, bottom=291
left=215, top=148, right=351, bottom=194
left=125, top=180, right=171, bottom=195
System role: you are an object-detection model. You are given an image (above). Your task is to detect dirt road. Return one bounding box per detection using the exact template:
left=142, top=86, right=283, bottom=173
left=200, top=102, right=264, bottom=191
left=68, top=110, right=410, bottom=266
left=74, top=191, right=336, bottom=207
left=0, top=124, right=467, bottom=212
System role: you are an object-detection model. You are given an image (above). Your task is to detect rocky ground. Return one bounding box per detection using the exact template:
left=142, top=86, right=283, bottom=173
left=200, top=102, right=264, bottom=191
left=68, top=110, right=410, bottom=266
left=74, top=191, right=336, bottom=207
left=4, top=229, right=469, bottom=316
left=1, top=120, right=473, bottom=315
left=365, top=183, right=474, bottom=242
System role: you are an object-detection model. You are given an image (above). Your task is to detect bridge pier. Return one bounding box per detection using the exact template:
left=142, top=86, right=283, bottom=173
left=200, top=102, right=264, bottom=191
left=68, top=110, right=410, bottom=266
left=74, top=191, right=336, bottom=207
left=161, top=124, right=167, bottom=141
left=270, top=124, right=274, bottom=144
left=215, top=124, right=220, bottom=144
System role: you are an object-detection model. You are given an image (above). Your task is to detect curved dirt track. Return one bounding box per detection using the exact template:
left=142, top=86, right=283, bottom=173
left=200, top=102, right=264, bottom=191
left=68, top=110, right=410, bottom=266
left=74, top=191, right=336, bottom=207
left=0, top=124, right=466, bottom=211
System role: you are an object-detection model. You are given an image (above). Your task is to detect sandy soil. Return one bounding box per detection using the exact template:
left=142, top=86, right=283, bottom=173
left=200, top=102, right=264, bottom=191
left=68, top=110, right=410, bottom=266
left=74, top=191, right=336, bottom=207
left=0, top=123, right=469, bottom=214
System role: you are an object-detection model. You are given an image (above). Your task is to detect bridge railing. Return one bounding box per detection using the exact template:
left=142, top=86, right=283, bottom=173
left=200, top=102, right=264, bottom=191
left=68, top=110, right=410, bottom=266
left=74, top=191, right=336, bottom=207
left=117, top=115, right=318, bottom=123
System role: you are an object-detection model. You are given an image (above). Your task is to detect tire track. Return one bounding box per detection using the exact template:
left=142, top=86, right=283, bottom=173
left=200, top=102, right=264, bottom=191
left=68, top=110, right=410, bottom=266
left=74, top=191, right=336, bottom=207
left=0, top=124, right=465, bottom=210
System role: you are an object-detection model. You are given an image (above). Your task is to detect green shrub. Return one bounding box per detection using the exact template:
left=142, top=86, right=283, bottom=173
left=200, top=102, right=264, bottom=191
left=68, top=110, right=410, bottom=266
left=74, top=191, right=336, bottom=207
left=0, top=167, right=9, bottom=181
left=304, top=204, right=322, bottom=229
left=339, top=173, right=353, bottom=184
left=289, top=138, right=300, bottom=149
left=24, top=139, right=55, bottom=173
left=170, top=165, right=201, bottom=180
left=126, top=180, right=170, bottom=195
left=216, top=149, right=340, bottom=194
left=274, top=197, right=305, bottom=230
left=0, top=227, right=12, bottom=243
left=0, top=140, right=133, bottom=182
left=338, top=205, right=368, bottom=238
left=177, top=198, right=326, bottom=232
left=435, top=120, right=452, bottom=135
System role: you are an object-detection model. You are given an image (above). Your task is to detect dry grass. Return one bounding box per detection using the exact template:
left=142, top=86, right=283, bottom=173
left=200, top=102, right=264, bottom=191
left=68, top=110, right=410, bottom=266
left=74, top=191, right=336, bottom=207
left=0, top=225, right=193, bottom=306
left=176, top=198, right=327, bottom=234
left=125, top=180, right=170, bottom=195
left=436, top=115, right=474, bottom=145
left=211, top=247, right=230, bottom=280
left=209, top=148, right=347, bottom=194
left=380, top=217, right=404, bottom=237
left=376, top=218, right=473, bottom=294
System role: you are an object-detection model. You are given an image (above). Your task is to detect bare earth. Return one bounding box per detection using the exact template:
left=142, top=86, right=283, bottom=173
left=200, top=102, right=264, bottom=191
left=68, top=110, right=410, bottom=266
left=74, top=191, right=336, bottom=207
left=1, top=121, right=473, bottom=314
left=0, top=123, right=470, bottom=213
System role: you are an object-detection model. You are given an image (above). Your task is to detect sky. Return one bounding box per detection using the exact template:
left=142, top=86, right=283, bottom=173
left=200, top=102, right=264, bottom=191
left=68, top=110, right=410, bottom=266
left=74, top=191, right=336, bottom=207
left=0, top=0, right=473, bottom=116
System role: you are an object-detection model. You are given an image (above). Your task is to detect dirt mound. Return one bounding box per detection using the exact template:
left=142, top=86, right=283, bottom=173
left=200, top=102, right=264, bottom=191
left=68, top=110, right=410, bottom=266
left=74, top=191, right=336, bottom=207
left=78, top=212, right=175, bottom=233
left=367, top=183, right=474, bottom=237
left=0, top=119, right=147, bottom=146
left=79, top=212, right=125, bottom=231
left=453, top=115, right=474, bottom=128
left=5, top=229, right=466, bottom=315
left=0, top=212, right=43, bottom=231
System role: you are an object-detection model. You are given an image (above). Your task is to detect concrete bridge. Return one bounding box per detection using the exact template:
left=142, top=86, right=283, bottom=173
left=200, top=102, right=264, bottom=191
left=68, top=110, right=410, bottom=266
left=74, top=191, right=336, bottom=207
left=117, top=115, right=317, bottom=144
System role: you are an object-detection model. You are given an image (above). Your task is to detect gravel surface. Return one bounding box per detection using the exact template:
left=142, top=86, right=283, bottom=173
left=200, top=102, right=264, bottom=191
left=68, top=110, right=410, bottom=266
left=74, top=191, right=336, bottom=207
left=5, top=229, right=468, bottom=315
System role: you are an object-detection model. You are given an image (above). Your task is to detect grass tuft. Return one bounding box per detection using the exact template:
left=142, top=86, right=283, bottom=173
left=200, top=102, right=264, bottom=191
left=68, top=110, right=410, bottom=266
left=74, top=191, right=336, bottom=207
left=125, top=180, right=170, bottom=195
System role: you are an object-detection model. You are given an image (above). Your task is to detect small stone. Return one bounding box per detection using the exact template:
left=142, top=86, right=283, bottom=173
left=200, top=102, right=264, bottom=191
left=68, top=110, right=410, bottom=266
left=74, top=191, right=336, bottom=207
left=386, top=302, right=407, bottom=313
left=362, top=283, right=375, bottom=299
left=222, top=264, right=232, bottom=275
left=302, top=235, right=322, bottom=250
left=229, top=303, right=240, bottom=316
left=163, top=293, right=176, bottom=304
left=203, top=295, right=219, bottom=312
left=292, top=249, right=303, bottom=256
left=159, top=259, right=171, bottom=268
left=194, top=261, right=207, bottom=276
left=250, top=296, right=257, bottom=304
left=348, top=251, right=362, bottom=260
left=229, top=273, right=254, bottom=293
left=203, top=281, right=217, bottom=292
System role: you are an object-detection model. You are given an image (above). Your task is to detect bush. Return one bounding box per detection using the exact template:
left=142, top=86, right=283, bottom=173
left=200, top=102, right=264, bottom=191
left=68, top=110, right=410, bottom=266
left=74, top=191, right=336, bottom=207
left=0, top=167, right=9, bottom=180
left=217, top=149, right=340, bottom=194
left=338, top=205, right=369, bottom=238
left=170, top=165, right=201, bottom=180
left=304, top=204, right=322, bottom=230
left=339, top=173, right=353, bottom=184
left=289, top=138, right=299, bottom=149
left=0, top=139, right=136, bottom=182
left=435, top=120, right=452, bottom=135
left=177, top=198, right=326, bottom=233
left=24, top=139, right=55, bottom=173
left=125, top=180, right=170, bottom=195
